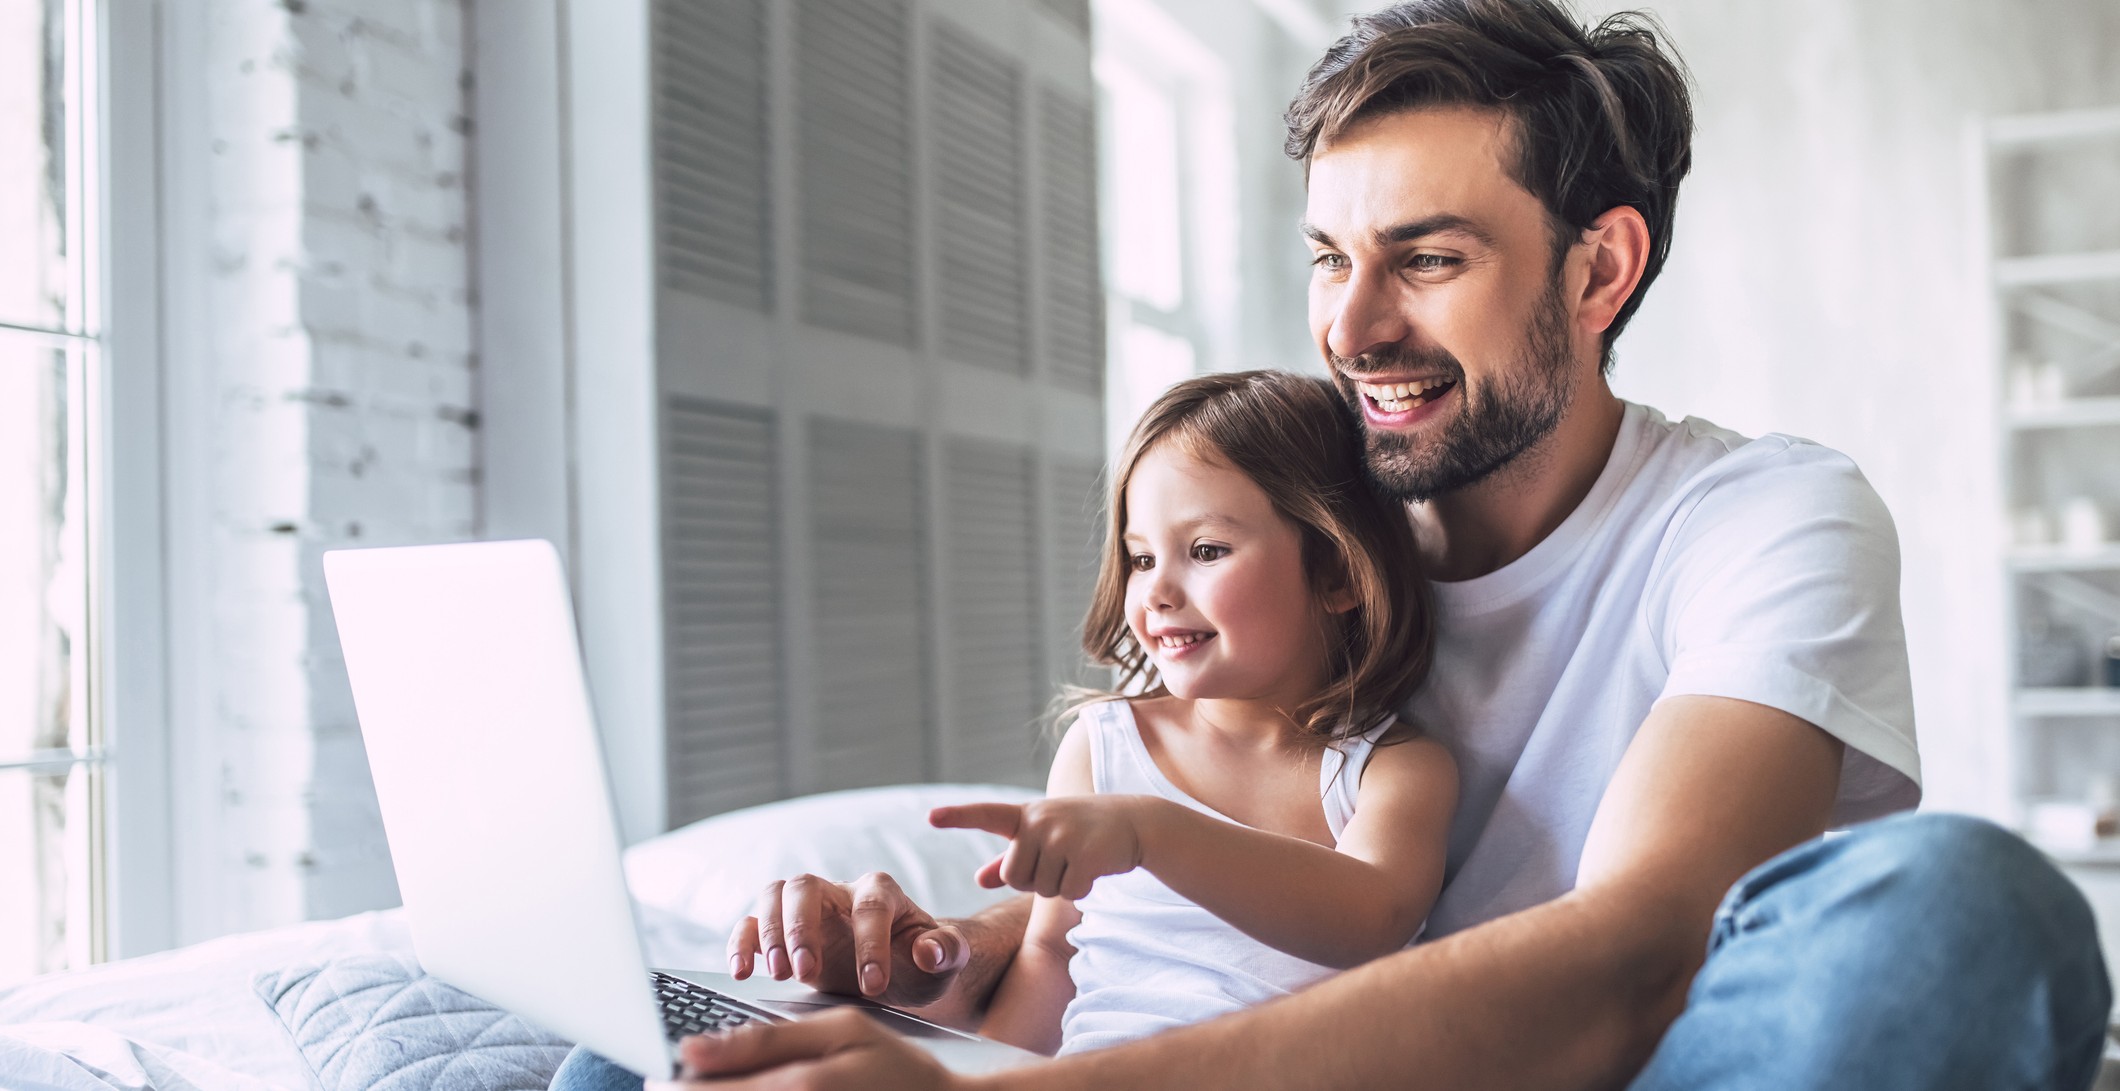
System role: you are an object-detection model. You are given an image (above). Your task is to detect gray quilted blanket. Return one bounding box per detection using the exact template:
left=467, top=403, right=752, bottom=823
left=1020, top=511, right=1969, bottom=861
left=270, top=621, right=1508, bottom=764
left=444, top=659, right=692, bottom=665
left=254, top=953, right=573, bottom=1091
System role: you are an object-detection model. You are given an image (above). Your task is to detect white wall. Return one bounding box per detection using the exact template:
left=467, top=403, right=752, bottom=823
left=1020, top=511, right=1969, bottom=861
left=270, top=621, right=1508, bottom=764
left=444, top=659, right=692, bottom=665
left=159, top=0, right=475, bottom=944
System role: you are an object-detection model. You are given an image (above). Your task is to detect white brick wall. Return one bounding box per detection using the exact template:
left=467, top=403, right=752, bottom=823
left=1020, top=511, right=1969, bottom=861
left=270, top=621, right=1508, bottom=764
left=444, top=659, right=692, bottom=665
left=192, top=0, right=475, bottom=933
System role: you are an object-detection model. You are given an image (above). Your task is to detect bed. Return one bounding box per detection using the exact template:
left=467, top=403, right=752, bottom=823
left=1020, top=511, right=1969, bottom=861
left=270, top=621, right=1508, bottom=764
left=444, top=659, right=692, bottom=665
left=0, top=783, right=1035, bottom=1091
left=10, top=784, right=2117, bottom=1090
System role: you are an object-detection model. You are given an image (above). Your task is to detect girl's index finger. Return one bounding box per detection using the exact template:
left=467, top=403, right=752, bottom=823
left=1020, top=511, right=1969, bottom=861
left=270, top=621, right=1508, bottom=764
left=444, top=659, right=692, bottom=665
left=928, top=802, right=1025, bottom=837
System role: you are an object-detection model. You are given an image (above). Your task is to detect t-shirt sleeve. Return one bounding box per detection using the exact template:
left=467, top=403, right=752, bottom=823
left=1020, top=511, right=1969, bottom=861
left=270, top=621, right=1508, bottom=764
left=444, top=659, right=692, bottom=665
left=1646, top=436, right=1921, bottom=826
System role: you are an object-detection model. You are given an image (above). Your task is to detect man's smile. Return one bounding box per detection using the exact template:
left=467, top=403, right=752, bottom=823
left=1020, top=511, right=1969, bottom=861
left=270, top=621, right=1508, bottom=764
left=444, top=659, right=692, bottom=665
left=1349, top=374, right=1461, bottom=429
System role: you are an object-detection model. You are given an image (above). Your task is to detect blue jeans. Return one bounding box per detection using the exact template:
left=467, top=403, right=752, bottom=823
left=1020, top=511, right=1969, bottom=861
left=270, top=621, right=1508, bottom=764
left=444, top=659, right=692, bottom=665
left=1629, top=812, right=2110, bottom=1090
left=550, top=813, right=2112, bottom=1091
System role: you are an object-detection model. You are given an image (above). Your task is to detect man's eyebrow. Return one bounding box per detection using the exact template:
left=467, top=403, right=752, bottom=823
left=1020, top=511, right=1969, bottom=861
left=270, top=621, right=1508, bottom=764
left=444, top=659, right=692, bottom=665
left=1301, top=215, right=1497, bottom=250
left=1376, top=214, right=1496, bottom=248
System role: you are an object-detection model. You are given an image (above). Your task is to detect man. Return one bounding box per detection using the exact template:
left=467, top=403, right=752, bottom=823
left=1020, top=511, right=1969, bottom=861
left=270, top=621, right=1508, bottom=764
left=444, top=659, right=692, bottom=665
left=593, top=1, right=2112, bottom=1087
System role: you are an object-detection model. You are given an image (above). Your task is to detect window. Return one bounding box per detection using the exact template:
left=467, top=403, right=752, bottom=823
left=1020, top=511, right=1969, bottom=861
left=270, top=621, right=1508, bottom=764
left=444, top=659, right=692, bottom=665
left=0, top=0, right=102, bottom=986
left=1094, top=0, right=1241, bottom=454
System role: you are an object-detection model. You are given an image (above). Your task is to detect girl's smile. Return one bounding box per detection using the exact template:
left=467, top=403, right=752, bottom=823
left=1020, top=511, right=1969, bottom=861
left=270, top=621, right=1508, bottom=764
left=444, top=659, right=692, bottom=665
left=1122, top=442, right=1334, bottom=708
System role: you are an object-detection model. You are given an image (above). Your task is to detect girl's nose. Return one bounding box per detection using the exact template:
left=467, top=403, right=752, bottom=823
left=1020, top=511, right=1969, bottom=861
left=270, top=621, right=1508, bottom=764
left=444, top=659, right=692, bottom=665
left=1146, top=567, right=1182, bottom=612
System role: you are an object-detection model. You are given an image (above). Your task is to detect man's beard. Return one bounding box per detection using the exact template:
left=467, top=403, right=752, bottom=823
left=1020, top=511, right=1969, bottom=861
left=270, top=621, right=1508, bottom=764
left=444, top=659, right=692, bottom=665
left=1332, top=280, right=1577, bottom=504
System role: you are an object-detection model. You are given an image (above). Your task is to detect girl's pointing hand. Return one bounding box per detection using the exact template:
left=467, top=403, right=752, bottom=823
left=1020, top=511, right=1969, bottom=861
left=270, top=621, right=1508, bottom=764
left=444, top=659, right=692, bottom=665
left=930, top=796, right=1163, bottom=901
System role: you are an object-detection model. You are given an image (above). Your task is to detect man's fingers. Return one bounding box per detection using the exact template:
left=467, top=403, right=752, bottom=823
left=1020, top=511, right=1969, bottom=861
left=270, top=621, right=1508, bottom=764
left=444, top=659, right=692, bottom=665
left=847, top=871, right=905, bottom=997
left=928, top=802, right=1024, bottom=837
left=754, top=882, right=790, bottom=980
left=727, top=915, right=761, bottom=980
left=781, top=875, right=838, bottom=986
left=676, top=1009, right=881, bottom=1077
left=911, top=923, right=969, bottom=975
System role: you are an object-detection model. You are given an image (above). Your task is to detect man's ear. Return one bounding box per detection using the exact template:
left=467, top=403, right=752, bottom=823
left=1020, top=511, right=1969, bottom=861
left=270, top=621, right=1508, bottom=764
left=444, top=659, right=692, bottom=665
left=1572, top=205, right=1651, bottom=340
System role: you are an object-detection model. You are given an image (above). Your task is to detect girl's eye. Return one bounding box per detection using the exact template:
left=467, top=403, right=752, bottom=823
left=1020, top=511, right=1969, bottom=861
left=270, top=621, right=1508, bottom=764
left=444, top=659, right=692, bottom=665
left=1190, top=543, right=1229, bottom=563
left=1128, top=553, right=1154, bottom=572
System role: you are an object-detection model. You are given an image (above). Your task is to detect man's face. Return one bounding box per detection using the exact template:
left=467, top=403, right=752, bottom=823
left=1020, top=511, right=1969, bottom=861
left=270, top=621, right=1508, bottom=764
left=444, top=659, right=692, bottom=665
left=1304, top=107, right=1584, bottom=503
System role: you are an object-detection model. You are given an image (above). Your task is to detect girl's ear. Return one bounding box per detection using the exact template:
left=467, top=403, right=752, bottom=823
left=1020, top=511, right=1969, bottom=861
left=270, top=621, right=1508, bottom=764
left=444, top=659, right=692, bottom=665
left=1314, top=552, right=1360, bottom=615
left=1320, top=581, right=1360, bottom=616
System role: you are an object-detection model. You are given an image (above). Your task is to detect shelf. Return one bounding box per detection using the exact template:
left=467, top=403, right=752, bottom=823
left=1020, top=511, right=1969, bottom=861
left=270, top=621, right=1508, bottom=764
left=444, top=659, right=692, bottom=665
left=1996, top=250, right=2120, bottom=288
left=2007, top=396, right=2120, bottom=430
left=2035, top=839, right=2120, bottom=869
left=1987, top=105, right=2120, bottom=149
left=2015, top=688, right=2120, bottom=718
left=2010, top=546, right=2120, bottom=573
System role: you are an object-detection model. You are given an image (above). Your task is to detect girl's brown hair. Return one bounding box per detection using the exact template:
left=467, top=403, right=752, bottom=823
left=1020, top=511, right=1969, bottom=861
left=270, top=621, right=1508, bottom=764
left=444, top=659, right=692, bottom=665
left=1079, top=370, right=1434, bottom=743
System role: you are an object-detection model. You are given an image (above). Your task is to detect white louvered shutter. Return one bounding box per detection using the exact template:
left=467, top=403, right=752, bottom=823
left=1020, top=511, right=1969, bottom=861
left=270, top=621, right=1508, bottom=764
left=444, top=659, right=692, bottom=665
left=645, top=0, right=1103, bottom=824
left=798, top=0, right=920, bottom=346
left=1047, top=456, right=1105, bottom=687
left=932, top=23, right=1029, bottom=374
left=663, top=399, right=786, bottom=824
left=944, top=439, right=1042, bottom=784
left=1040, top=89, right=1104, bottom=397
left=1032, top=0, right=1090, bottom=35
left=655, top=0, right=773, bottom=311
left=808, top=421, right=933, bottom=789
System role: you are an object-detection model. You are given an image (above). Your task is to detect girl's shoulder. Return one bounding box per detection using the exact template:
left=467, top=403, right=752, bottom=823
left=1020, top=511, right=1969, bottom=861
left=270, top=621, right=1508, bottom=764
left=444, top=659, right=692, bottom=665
left=1354, top=722, right=1457, bottom=798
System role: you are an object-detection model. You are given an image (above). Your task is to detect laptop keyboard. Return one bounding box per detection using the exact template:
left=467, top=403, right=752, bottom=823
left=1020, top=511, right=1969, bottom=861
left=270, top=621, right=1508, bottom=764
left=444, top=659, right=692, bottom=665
left=653, top=972, right=770, bottom=1039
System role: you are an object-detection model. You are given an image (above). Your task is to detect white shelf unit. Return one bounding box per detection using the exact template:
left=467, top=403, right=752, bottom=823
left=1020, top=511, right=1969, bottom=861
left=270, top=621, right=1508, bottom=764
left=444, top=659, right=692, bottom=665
left=1979, top=104, right=2120, bottom=850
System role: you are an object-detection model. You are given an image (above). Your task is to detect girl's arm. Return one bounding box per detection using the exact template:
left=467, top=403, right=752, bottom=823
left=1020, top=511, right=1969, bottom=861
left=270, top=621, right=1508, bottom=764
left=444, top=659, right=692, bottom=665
left=935, top=732, right=1457, bottom=970
left=973, top=722, right=1092, bottom=1054
left=1135, top=734, right=1456, bottom=968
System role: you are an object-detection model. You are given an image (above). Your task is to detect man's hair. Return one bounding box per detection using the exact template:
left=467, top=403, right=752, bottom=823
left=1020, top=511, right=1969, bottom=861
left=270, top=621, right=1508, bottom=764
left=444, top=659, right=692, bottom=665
left=1076, top=370, right=1434, bottom=743
left=1284, top=0, right=1693, bottom=369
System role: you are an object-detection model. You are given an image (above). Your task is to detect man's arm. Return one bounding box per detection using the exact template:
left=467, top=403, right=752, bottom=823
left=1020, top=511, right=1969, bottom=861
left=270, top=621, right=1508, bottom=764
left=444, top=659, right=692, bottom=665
left=679, top=695, right=1841, bottom=1089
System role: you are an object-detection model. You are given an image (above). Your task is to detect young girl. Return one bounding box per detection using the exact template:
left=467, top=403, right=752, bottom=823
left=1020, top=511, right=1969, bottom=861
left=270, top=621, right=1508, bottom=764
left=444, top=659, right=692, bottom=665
left=929, top=369, right=1456, bottom=1055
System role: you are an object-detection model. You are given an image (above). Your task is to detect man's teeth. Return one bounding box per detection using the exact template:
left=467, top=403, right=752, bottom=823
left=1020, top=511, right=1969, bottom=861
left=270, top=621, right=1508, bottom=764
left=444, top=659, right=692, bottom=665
left=1157, top=633, right=1211, bottom=649
left=1358, top=378, right=1453, bottom=413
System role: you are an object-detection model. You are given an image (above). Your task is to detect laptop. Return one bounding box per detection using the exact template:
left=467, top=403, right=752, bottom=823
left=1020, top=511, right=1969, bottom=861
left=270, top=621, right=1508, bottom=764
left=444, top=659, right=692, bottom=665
left=323, top=538, right=1040, bottom=1079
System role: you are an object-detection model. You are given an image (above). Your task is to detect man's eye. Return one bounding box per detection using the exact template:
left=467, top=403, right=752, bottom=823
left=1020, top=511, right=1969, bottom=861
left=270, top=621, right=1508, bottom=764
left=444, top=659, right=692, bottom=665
left=1128, top=553, right=1154, bottom=572
left=1190, top=543, right=1229, bottom=563
left=1310, top=252, right=1348, bottom=273
left=1409, top=253, right=1462, bottom=272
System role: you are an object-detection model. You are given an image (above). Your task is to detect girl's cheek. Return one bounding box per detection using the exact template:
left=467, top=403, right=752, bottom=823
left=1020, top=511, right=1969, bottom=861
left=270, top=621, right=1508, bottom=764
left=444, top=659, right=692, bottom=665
left=1122, top=584, right=1149, bottom=640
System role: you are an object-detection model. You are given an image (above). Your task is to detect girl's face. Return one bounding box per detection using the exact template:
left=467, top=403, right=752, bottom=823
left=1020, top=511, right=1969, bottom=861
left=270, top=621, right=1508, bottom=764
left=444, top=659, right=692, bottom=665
left=1122, top=442, right=1336, bottom=707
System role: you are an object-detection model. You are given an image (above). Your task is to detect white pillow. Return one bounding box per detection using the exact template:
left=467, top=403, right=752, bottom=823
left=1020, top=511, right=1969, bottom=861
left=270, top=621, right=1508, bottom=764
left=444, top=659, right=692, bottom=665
left=622, top=783, right=1042, bottom=940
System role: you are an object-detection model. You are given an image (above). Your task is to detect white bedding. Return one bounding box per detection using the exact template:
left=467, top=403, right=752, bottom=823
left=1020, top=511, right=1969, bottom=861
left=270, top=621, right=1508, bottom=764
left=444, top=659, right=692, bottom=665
left=0, top=783, right=1034, bottom=1090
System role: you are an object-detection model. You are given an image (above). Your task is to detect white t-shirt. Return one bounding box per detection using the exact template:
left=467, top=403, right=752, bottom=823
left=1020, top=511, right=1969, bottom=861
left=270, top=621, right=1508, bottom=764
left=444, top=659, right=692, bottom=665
left=1414, top=401, right=1921, bottom=938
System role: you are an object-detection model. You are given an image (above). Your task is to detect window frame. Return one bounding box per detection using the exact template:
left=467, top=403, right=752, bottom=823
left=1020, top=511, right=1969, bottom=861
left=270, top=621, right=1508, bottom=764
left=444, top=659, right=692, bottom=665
left=97, top=0, right=175, bottom=962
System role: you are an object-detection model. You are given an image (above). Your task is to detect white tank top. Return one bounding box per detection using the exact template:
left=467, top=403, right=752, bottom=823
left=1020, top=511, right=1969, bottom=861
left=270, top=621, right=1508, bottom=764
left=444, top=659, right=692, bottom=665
left=1058, top=699, right=1397, bottom=1055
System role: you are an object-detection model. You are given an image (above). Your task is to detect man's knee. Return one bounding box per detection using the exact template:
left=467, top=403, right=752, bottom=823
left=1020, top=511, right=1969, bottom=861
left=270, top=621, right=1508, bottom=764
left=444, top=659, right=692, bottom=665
left=1834, top=813, right=2094, bottom=937
left=1780, top=812, right=2111, bottom=1025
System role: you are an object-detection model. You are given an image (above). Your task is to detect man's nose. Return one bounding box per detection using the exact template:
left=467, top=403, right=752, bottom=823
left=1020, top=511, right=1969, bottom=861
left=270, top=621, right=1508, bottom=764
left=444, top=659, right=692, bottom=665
left=1323, top=266, right=1414, bottom=363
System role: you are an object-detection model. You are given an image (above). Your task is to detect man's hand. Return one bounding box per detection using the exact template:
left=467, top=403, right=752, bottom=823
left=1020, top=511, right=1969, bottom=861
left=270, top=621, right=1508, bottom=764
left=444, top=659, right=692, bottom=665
left=930, top=797, right=1155, bottom=900
left=647, top=1011, right=963, bottom=1091
left=728, top=872, right=970, bottom=1007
